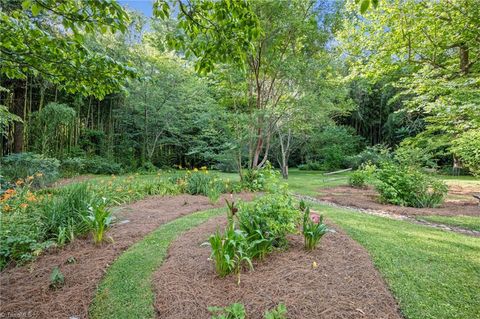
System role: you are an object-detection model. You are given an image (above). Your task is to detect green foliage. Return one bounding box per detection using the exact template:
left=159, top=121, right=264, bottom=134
left=264, top=304, right=288, bottom=319
left=347, top=145, right=392, bottom=169
left=208, top=303, right=288, bottom=319
left=374, top=163, right=448, bottom=208
left=301, top=202, right=328, bottom=251
left=394, top=145, right=437, bottom=169
left=60, top=157, right=122, bottom=176
left=348, top=170, right=368, bottom=189
left=302, top=126, right=363, bottom=170
left=0, top=104, right=21, bottom=138
left=1, top=152, right=60, bottom=188
left=241, top=162, right=279, bottom=192
left=451, top=130, right=480, bottom=176
left=208, top=220, right=253, bottom=283
left=1, top=0, right=134, bottom=98
left=49, top=266, right=65, bottom=290
left=237, top=193, right=301, bottom=249
left=0, top=174, right=185, bottom=267
left=208, top=303, right=246, bottom=319
left=154, top=0, right=260, bottom=73
left=29, top=102, right=76, bottom=157
left=84, top=203, right=113, bottom=245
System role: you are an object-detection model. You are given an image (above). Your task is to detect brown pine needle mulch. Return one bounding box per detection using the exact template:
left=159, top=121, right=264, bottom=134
left=154, top=216, right=403, bottom=319
left=0, top=193, right=254, bottom=319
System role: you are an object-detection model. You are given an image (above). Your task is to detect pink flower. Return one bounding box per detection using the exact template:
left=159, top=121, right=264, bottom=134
left=310, top=212, right=321, bottom=224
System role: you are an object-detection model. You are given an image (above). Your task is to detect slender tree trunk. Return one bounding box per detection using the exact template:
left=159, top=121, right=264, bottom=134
left=12, top=80, right=26, bottom=153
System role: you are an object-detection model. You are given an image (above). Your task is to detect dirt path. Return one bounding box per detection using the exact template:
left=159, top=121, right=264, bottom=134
left=0, top=193, right=254, bottom=319
left=153, top=216, right=402, bottom=319
left=296, top=194, right=480, bottom=237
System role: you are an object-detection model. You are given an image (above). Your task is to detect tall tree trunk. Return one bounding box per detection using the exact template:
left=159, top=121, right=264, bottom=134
left=12, top=80, right=26, bottom=153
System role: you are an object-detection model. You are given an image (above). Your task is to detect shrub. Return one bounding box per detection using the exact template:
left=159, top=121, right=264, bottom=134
left=60, top=157, right=86, bottom=177
left=1, top=152, right=60, bottom=187
left=394, top=145, right=437, bottom=169
left=348, top=170, right=368, bottom=188
left=374, top=162, right=448, bottom=208
left=451, top=129, right=480, bottom=176
left=301, top=202, right=328, bottom=251
left=236, top=193, right=301, bottom=249
left=241, top=162, right=279, bottom=192
left=82, top=157, right=122, bottom=175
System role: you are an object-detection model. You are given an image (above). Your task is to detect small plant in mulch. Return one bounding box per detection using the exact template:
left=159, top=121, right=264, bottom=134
left=300, top=200, right=328, bottom=251
left=49, top=266, right=65, bottom=289
left=208, top=303, right=288, bottom=319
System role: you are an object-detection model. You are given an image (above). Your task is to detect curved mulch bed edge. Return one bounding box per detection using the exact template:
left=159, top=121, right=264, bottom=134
left=0, top=193, right=254, bottom=319
left=317, top=186, right=479, bottom=217
left=153, top=216, right=403, bottom=319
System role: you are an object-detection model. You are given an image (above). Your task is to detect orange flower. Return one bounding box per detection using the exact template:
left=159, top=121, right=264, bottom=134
left=26, top=194, right=37, bottom=202
left=26, top=176, right=34, bottom=182
left=5, top=189, right=16, bottom=195
left=16, top=179, right=24, bottom=186
left=20, top=203, right=28, bottom=209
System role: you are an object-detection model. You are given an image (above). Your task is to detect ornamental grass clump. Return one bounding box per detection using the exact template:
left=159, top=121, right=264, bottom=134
left=300, top=200, right=328, bottom=251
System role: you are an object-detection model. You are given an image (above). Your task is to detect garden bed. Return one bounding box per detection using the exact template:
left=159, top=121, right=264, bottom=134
left=153, top=216, right=402, bottom=319
left=0, top=193, right=254, bottom=319
left=317, top=186, right=479, bottom=217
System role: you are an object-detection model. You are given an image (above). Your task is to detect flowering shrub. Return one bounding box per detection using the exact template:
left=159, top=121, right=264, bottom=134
left=241, top=162, right=280, bottom=192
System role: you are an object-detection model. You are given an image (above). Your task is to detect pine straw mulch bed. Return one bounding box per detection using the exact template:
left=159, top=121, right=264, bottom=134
left=0, top=193, right=254, bottom=319
left=317, top=186, right=479, bottom=217
left=154, top=216, right=402, bottom=319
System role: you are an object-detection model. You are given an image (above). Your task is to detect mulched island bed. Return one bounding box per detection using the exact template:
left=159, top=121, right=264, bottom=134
left=317, top=186, right=479, bottom=217
left=0, top=193, right=254, bottom=319
left=153, top=216, right=402, bottom=319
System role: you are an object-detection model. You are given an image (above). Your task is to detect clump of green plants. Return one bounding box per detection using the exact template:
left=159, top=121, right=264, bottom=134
left=209, top=303, right=246, bottom=319
left=374, top=162, right=448, bottom=208
left=237, top=193, right=301, bottom=249
left=348, top=170, right=368, bottom=188
left=264, top=303, right=288, bottom=319
left=84, top=202, right=113, bottom=244
left=208, top=203, right=253, bottom=284
left=49, top=266, right=65, bottom=289
left=1, top=152, right=60, bottom=188
left=208, top=303, right=288, bottom=319
left=300, top=201, right=328, bottom=251
left=241, top=162, right=279, bottom=192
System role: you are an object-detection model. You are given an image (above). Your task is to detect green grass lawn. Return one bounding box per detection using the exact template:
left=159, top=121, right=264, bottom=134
left=284, top=168, right=351, bottom=195
left=416, top=215, right=480, bottom=232
left=90, top=208, right=224, bottom=319
left=312, top=204, right=480, bottom=319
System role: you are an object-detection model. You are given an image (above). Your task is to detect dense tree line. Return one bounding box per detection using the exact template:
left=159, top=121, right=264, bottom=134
left=1, top=0, right=478, bottom=177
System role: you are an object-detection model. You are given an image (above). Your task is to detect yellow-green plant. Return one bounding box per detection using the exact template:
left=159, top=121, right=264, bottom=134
left=84, top=202, right=112, bottom=245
